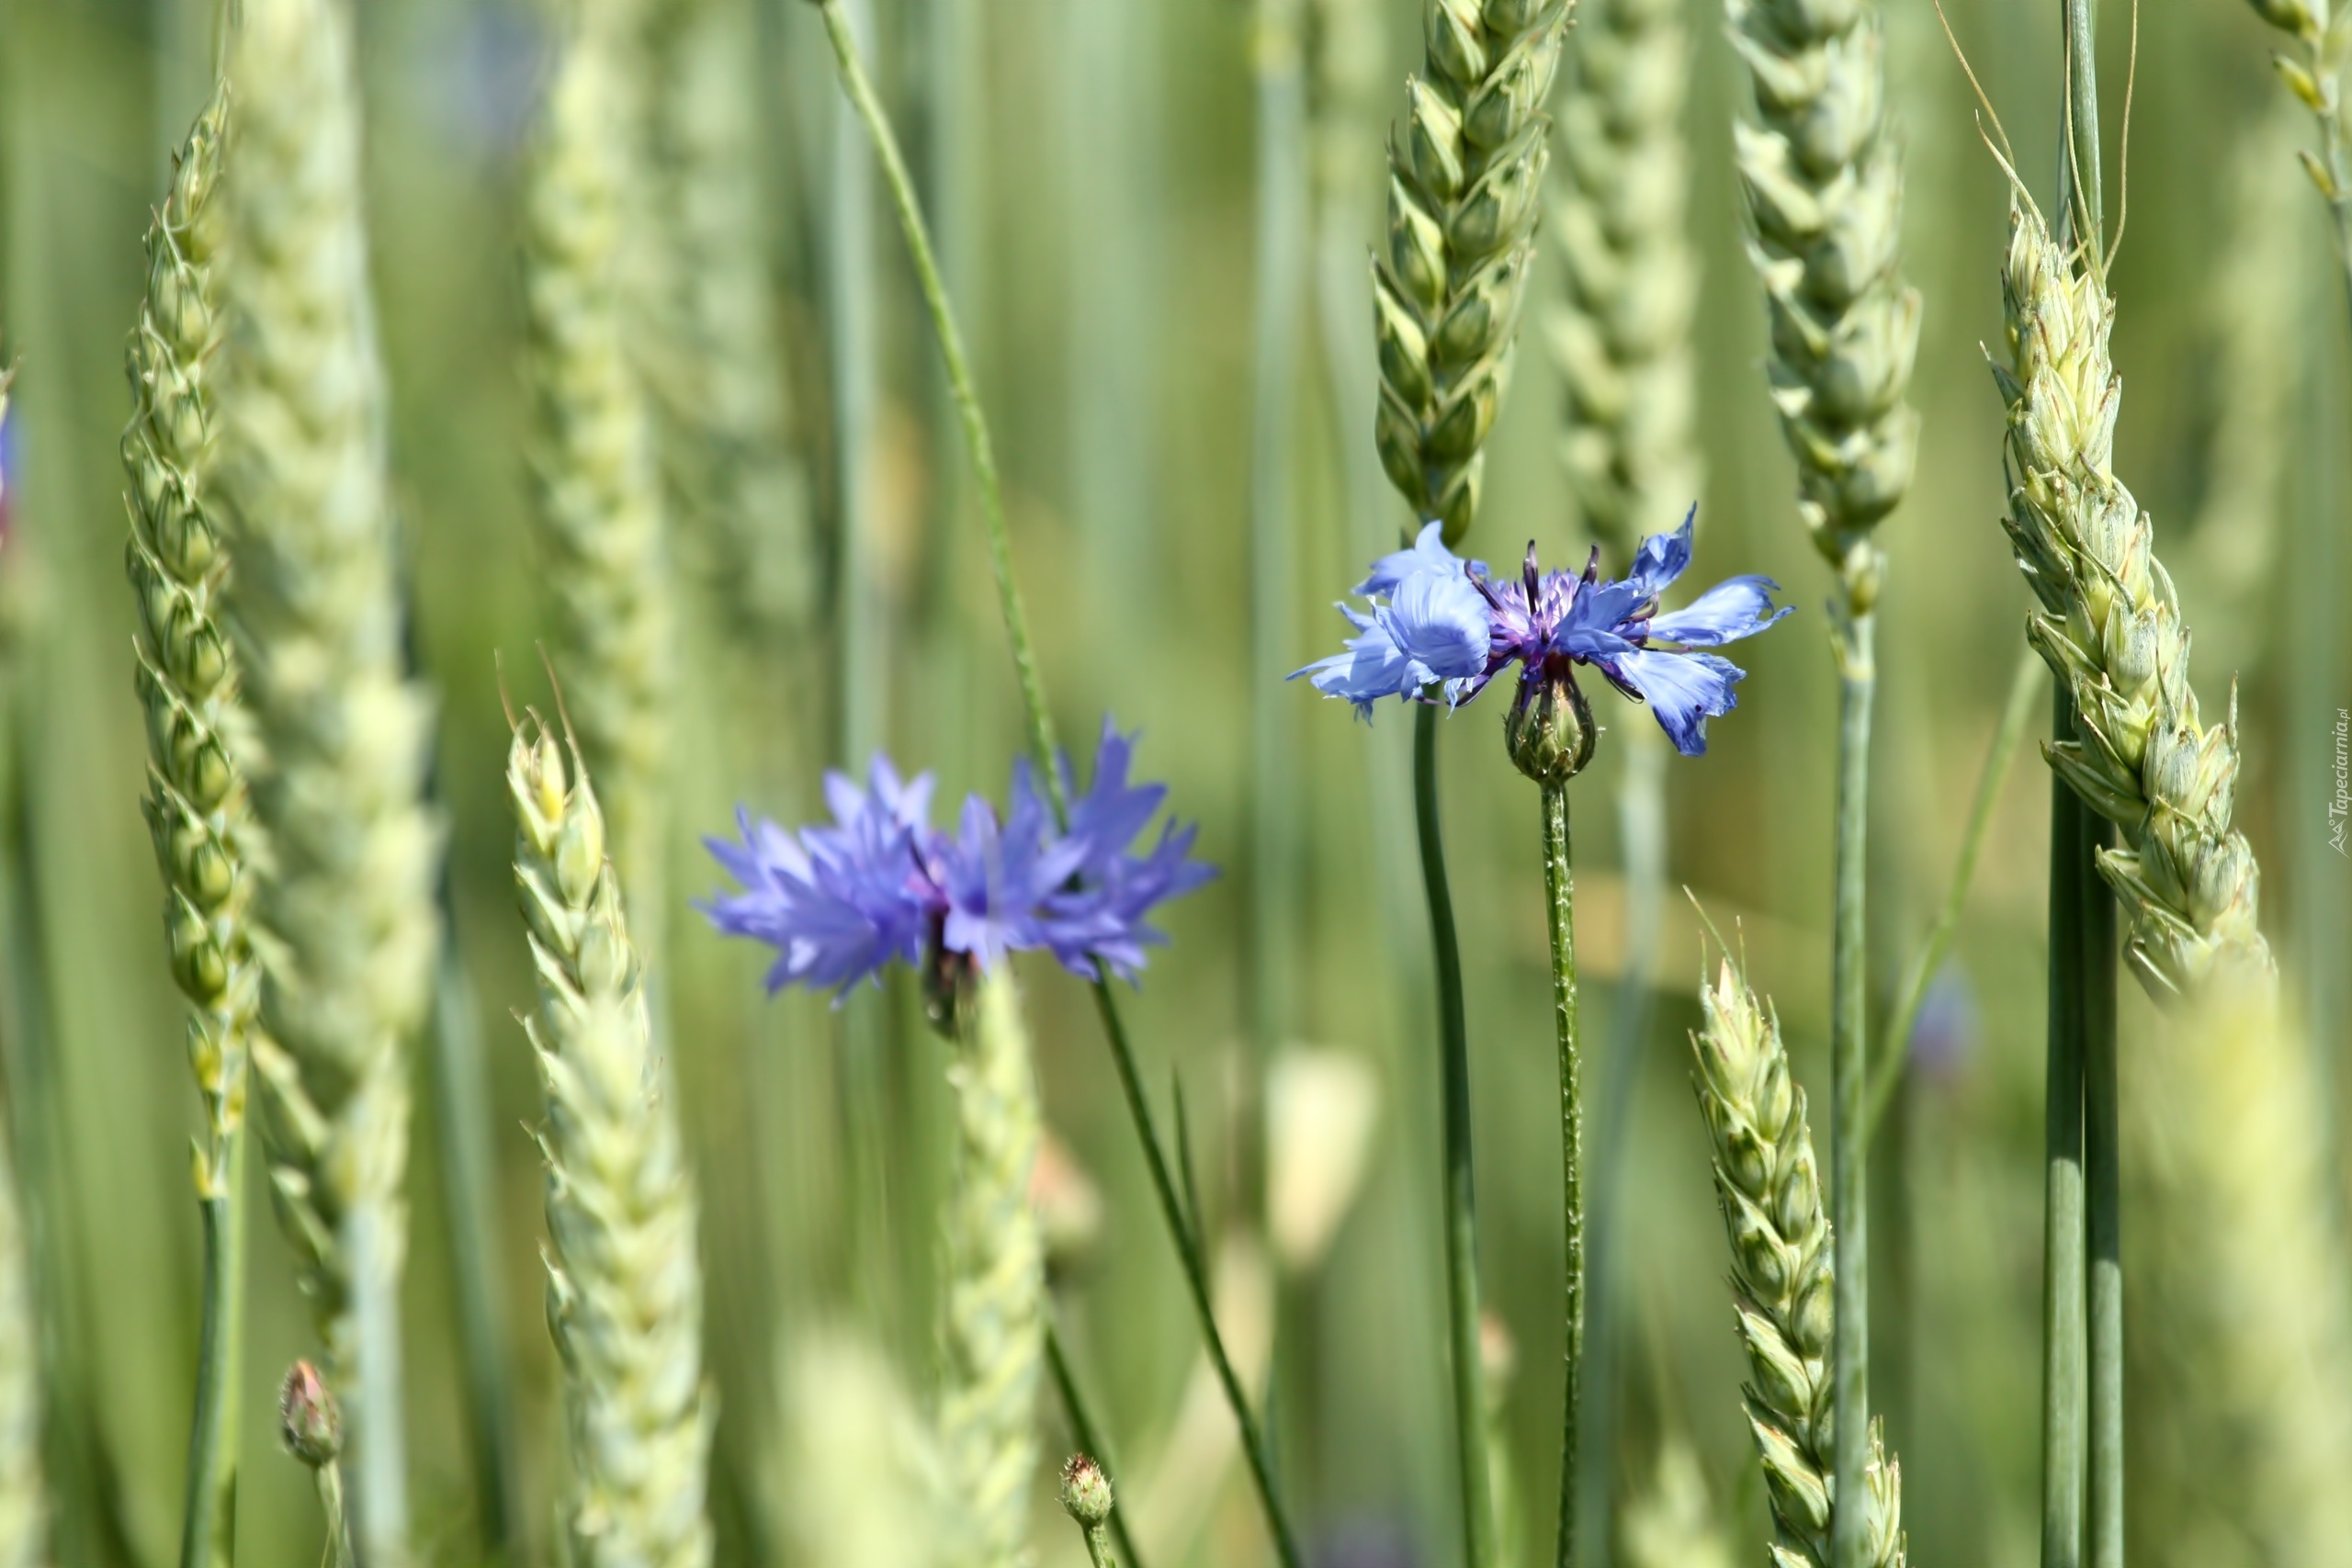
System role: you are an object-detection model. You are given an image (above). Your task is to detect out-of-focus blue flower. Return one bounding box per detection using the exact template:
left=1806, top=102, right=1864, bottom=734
left=1292, top=511, right=1790, bottom=757
left=702, top=721, right=1214, bottom=998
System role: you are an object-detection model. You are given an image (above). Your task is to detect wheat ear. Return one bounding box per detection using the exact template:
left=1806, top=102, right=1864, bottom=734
left=640, top=0, right=819, bottom=635
left=938, top=965, right=1046, bottom=1568
left=526, top=0, right=678, bottom=958
left=508, top=713, right=712, bottom=1568
left=2241, top=0, right=2352, bottom=321
left=1546, top=0, right=1701, bottom=559
left=1726, top=0, right=1920, bottom=606
left=1688, top=957, right=1905, bottom=1568
left=121, top=83, right=255, bottom=1568
left=1993, top=192, right=2270, bottom=998
left=0, top=1102, right=42, bottom=1568
left=218, top=0, right=443, bottom=1554
left=1374, top=0, right=1574, bottom=542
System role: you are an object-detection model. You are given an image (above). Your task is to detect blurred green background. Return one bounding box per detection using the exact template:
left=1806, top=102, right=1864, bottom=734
left=0, top=0, right=2346, bottom=1565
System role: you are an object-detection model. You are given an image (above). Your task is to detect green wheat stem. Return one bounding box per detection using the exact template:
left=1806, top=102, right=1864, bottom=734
left=1828, top=615, right=1873, bottom=1568
left=1865, top=647, right=2043, bottom=1141
left=816, top=9, right=1304, bottom=1562
left=2041, top=688, right=2087, bottom=1568
left=1045, top=1325, right=1148, bottom=1568
left=1418, top=705, right=1496, bottom=1568
left=1540, top=781, right=1583, bottom=1568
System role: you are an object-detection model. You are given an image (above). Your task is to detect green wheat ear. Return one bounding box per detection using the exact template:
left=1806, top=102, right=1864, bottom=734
left=1688, top=955, right=1905, bottom=1568
left=508, top=713, right=712, bottom=1568
left=218, top=0, right=443, bottom=1554
left=525, top=0, right=678, bottom=956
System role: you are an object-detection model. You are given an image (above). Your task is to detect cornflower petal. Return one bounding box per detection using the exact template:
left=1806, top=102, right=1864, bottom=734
left=1646, top=575, right=1792, bottom=647
left=1623, top=507, right=1696, bottom=600
left=1357, top=519, right=1481, bottom=596
left=1611, top=648, right=1747, bottom=756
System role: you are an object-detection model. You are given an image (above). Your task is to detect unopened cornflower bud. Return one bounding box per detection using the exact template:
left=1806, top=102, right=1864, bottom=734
left=1058, top=1454, right=1114, bottom=1529
left=1505, top=664, right=1597, bottom=785
left=279, top=1361, right=342, bottom=1468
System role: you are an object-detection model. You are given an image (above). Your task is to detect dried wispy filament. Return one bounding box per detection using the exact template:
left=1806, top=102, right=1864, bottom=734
left=1993, top=193, right=2270, bottom=997
left=1726, top=0, right=1920, bottom=605
left=1688, top=957, right=1905, bottom=1568
left=526, top=0, right=678, bottom=950
left=509, top=715, right=712, bottom=1568
left=1374, top=0, right=1574, bottom=542
left=641, top=0, right=819, bottom=635
left=1546, top=0, right=1701, bottom=560
left=0, top=1089, right=41, bottom=1568
left=217, top=0, right=443, bottom=1551
left=120, top=82, right=254, bottom=1568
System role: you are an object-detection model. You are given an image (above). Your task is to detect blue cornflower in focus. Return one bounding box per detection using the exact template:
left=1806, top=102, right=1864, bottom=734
left=1294, top=509, right=1789, bottom=763
left=702, top=718, right=1215, bottom=998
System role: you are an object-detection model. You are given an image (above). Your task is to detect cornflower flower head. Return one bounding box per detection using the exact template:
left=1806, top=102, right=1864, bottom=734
left=1294, top=510, right=1789, bottom=776
left=703, top=719, right=1214, bottom=1004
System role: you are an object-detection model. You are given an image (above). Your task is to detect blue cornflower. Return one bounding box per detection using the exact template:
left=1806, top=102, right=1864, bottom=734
left=702, top=719, right=1215, bottom=998
left=1294, top=510, right=1789, bottom=759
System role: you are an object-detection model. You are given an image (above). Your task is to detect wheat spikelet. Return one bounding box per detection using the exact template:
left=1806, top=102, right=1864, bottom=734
left=2126, top=978, right=2352, bottom=1568
left=1688, top=956, right=1905, bottom=1568
left=526, top=0, right=679, bottom=954
left=508, top=714, right=712, bottom=1568
left=1725, top=0, right=1920, bottom=605
left=123, top=83, right=255, bottom=1223
left=0, top=1109, right=42, bottom=1568
left=1545, top=0, right=1701, bottom=561
left=1374, top=0, right=1575, bottom=542
left=640, top=0, right=819, bottom=635
left=939, top=965, right=1046, bottom=1568
left=217, top=0, right=443, bottom=1550
left=1993, top=192, right=2270, bottom=997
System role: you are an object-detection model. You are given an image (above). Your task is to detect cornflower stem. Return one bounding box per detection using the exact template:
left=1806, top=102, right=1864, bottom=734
left=2041, top=691, right=2088, bottom=1568
left=1046, top=1323, right=1147, bottom=1568
left=1539, top=781, right=1583, bottom=1568
left=316, top=1459, right=356, bottom=1568
left=180, top=1129, right=247, bottom=1568
left=1828, top=611, right=1873, bottom=1568
left=1864, top=646, right=2044, bottom=1142
left=819, top=9, right=1305, bottom=1562
left=1416, top=705, right=1496, bottom=1568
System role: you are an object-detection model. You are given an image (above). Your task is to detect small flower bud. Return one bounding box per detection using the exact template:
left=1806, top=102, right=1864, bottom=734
left=1058, top=1453, right=1114, bottom=1529
left=279, top=1360, right=342, bottom=1468
left=1505, top=666, right=1597, bottom=784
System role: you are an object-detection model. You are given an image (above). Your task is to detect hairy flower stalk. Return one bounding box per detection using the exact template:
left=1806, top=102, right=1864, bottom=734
left=120, top=84, right=252, bottom=1568
left=0, top=1106, right=41, bottom=1568
left=639, top=0, right=818, bottom=636
left=1374, top=0, right=1573, bottom=543
left=1688, top=957, right=1905, bottom=1568
left=1994, top=194, right=2272, bottom=996
left=937, top=966, right=1045, bottom=1568
left=526, top=0, right=679, bottom=959
left=217, top=1, right=444, bottom=1558
left=510, top=716, right=712, bottom=1568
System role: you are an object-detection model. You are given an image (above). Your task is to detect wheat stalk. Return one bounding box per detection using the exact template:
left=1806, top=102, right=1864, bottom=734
left=639, top=0, right=819, bottom=636
left=526, top=0, right=679, bottom=958
left=1545, top=0, right=1702, bottom=561
left=217, top=0, right=443, bottom=1554
left=1374, top=0, right=1574, bottom=542
left=938, top=965, right=1046, bottom=1568
left=1688, top=956, right=1905, bottom=1568
left=1725, top=0, right=1919, bottom=606
left=120, top=82, right=257, bottom=1568
left=0, top=1105, right=42, bottom=1568
left=508, top=713, right=712, bottom=1568
left=1993, top=191, right=2271, bottom=998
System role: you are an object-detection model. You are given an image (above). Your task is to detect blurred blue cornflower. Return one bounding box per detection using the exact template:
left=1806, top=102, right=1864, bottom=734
left=702, top=718, right=1215, bottom=998
left=1293, top=509, right=1791, bottom=758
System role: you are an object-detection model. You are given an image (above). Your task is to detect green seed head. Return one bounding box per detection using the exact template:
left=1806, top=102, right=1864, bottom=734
left=1058, top=1453, right=1114, bottom=1529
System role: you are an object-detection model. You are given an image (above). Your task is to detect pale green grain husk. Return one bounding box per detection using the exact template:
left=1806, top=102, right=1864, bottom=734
left=217, top=0, right=443, bottom=1555
left=1993, top=192, right=2271, bottom=998
left=1546, top=0, right=1701, bottom=560
left=1725, top=0, right=1920, bottom=606
left=939, top=966, right=1046, bottom=1568
left=1688, top=957, right=1905, bottom=1568
left=526, top=0, right=679, bottom=957
left=639, top=0, right=818, bottom=635
left=1374, top=0, right=1575, bottom=542
left=508, top=716, right=712, bottom=1568
left=0, top=1094, right=44, bottom=1568
left=2126, top=976, right=2352, bottom=1568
